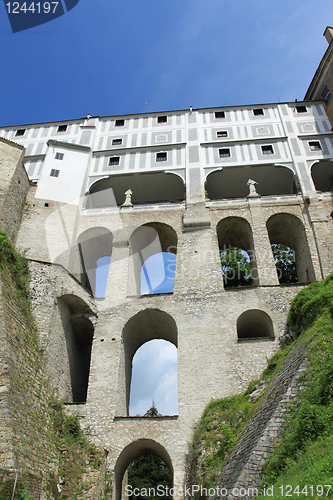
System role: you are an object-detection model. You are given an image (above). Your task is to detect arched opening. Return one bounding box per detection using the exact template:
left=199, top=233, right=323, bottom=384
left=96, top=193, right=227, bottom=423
left=206, top=164, right=297, bottom=200
left=237, top=310, right=274, bottom=340
left=129, top=339, right=178, bottom=416
left=216, top=217, right=258, bottom=287
left=115, top=439, right=173, bottom=500
left=87, top=171, right=185, bottom=208
left=266, top=213, right=315, bottom=283
left=311, top=160, right=333, bottom=192
left=58, top=294, right=95, bottom=403
left=76, top=227, right=113, bottom=297
left=130, top=223, right=177, bottom=295
left=122, top=309, right=178, bottom=415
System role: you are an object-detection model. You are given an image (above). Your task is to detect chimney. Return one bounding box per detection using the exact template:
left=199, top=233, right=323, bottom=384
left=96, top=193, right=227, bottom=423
left=324, top=26, right=333, bottom=44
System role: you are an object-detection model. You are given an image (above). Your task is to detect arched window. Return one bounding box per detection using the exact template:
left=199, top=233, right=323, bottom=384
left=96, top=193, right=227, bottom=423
left=57, top=294, right=95, bottom=402
left=217, top=217, right=258, bottom=287
left=311, top=160, right=333, bottom=192
left=129, top=339, right=178, bottom=416
left=130, top=223, right=177, bottom=295
left=206, top=165, right=296, bottom=200
left=266, top=213, right=315, bottom=283
left=237, top=310, right=274, bottom=340
left=115, top=440, right=173, bottom=500
left=122, top=309, right=178, bottom=415
left=76, top=227, right=113, bottom=297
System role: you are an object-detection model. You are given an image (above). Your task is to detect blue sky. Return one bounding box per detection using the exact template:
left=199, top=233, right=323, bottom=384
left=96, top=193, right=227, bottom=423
left=0, top=0, right=332, bottom=127
left=2, top=0, right=332, bottom=415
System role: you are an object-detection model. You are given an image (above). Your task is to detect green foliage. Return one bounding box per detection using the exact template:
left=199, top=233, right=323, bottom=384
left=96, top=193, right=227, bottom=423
left=220, top=247, right=252, bottom=287
left=271, top=244, right=297, bottom=284
left=186, top=387, right=269, bottom=499
left=0, top=479, right=33, bottom=500
left=256, top=273, right=333, bottom=495
left=0, top=231, right=30, bottom=297
left=127, top=453, right=172, bottom=500
left=144, top=402, right=159, bottom=417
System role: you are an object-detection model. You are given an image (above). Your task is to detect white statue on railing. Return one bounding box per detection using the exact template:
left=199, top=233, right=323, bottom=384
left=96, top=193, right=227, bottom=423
left=247, top=179, right=260, bottom=198
left=121, top=189, right=133, bottom=207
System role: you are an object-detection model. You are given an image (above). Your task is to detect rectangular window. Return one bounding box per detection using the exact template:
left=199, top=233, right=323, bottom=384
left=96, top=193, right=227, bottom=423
left=308, top=141, right=322, bottom=151
left=219, top=148, right=231, bottom=158
left=115, top=119, right=125, bottom=127
left=215, top=111, right=225, bottom=119
left=157, top=115, right=167, bottom=123
left=109, top=156, right=120, bottom=165
left=261, top=145, right=274, bottom=155
left=322, top=85, right=332, bottom=104
left=57, top=125, right=67, bottom=132
left=296, top=105, right=307, bottom=113
left=50, top=169, right=60, bottom=177
left=15, top=129, right=26, bottom=137
left=112, top=138, right=122, bottom=145
left=217, top=131, right=228, bottom=138
left=253, top=108, right=264, bottom=116
left=156, top=152, right=167, bottom=162
left=55, top=152, right=64, bottom=160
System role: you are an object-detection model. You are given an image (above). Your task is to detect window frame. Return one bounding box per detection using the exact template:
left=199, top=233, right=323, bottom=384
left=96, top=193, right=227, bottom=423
left=115, top=119, right=125, bottom=127
left=215, top=111, right=225, bottom=119
left=55, top=152, right=64, bottom=160
left=261, top=145, right=274, bottom=155
left=219, top=148, right=231, bottom=158
left=112, top=138, right=123, bottom=146
left=57, top=125, right=68, bottom=133
left=308, top=141, right=322, bottom=152
left=156, top=152, right=167, bottom=162
left=295, top=105, right=307, bottom=114
left=109, top=156, right=120, bottom=166
left=50, top=169, right=60, bottom=177
left=157, top=115, right=167, bottom=124
left=217, top=131, right=228, bottom=138
left=15, top=129, right=26, bottom=137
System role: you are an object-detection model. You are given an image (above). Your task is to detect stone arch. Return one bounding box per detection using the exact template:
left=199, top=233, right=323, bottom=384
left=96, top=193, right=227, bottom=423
left=266, top=212, right=315, bottom=283
left=122, top=309, right=178, bottom=414
left=216, top=216, right=258, bottom=286
left=237, top=309, right=274, bottom=340
left=310, top=160, right=333, bottom=192
left=205, top=164, right=297, bottom=200
left=86, top=171, right=185, bottom=208
left=129, top=222, right=177, bottom=295
left=77, top=227, right=113, bottom=296
left=57, top=294, right=95, bottom=403
left=114, top=439, right=173, bottom=500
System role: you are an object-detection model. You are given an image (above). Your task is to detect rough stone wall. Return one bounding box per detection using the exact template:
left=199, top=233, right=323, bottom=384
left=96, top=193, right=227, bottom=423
left=0, top=138, right=29, bottom=243
left=0, top=269, right=58, bottom=496
left=210, top=339, right=310, bottom=500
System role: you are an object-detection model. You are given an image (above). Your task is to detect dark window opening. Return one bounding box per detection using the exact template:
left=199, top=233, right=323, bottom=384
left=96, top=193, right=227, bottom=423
left=219, top=148, right=231, bottom=158
left=57, top=125, right=67, bottom=132
left=253, top=108, right=264, bottom=116
left=156, top=152, right=167, bottom=162
left=55, top=152, right=64, bottom=160
left=296, top=105, right=307, bottom=113
left=109, top=156, right=120, bottom=166
left=217, top=131, right=228, bottom=137
left=112, top=138, right=122, bottom=145
left=157, top=115, right=167, bottom=123
left=50, top=169, right=60, bottom=177
left=15, top=129, right=26, bottom=137
left=308, top=141, right=322, bottom=151
left=237, top=310, right=274, bottom=340
left=115, top=119, right=125, bottom=127
left=322, top=86, right=332, bottom=104
left=261, top=145, right=274, bottom=155
left=215, top=111, right=225, bottom=119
